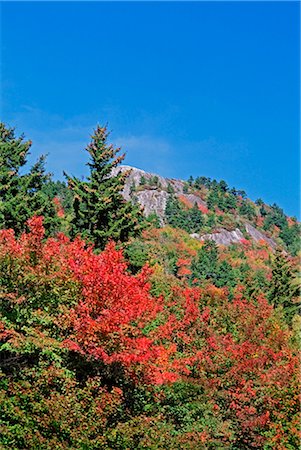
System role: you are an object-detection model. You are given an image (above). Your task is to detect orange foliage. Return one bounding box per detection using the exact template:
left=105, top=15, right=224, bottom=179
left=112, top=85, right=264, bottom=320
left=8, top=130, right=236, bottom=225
left=0, top=216, right=299, bottom=448
left=53, top=196, right=65, bottom=217
left=198, top=204, right=209, bottom=214
left=178, top=195, right=193, bottom=209
left=256, top=216, right=264, bottom=227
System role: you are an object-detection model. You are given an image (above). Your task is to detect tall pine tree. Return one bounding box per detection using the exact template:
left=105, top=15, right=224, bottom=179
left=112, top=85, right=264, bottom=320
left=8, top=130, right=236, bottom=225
left=65, top=125, right=142, bottom=249
left=0, top=123, right=58, bottom=235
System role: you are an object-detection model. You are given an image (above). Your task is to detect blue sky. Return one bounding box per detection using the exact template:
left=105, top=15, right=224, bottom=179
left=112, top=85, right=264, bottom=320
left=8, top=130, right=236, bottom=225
left=1, top=1, right=300, bottom=217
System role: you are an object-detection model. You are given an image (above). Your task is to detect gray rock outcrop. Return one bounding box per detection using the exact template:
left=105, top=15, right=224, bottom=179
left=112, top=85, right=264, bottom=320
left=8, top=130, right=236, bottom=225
left=196, top=228, right=245, bottom=246
left=111, top=165, right=277, bottom=249
left=135, top=190, right=169, bottom=225
left=244, top=223, right=276, bottom=248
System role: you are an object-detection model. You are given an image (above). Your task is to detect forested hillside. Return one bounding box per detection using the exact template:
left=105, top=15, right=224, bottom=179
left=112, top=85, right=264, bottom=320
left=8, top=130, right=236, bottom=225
left=0, top=123, right=300, bottom=449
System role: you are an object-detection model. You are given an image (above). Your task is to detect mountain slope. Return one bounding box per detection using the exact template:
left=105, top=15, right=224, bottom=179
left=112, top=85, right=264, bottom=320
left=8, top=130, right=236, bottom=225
left=114, top=165, right=298, bottom=252
left=1, top=154, right=300, bottom=449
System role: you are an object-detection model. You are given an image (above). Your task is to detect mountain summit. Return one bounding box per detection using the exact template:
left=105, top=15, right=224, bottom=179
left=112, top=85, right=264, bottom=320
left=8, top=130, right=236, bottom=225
left=113, top=165, right=298, bottom=253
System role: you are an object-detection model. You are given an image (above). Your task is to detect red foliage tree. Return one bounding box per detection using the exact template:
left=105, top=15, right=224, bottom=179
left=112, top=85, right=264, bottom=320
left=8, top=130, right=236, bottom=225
left=0, top=216, right=299, bottom=448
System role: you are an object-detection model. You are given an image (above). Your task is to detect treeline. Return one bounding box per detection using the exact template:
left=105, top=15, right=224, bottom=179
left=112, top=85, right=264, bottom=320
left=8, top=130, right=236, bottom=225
left=178, top=174, right=300, bottom=255
left=0, top=215, right=300, bottom=449
left=0, top=122, right=300, bottom=449
left=0, top=123, right=143, bottom=249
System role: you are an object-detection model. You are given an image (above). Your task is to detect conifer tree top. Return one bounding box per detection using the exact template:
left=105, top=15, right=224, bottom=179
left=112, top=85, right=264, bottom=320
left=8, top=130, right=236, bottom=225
left=86, top=125, right=125, bottom=180
left=64, top=124, right=142, bottom=249
left=0, top=122, right=32, bottom=172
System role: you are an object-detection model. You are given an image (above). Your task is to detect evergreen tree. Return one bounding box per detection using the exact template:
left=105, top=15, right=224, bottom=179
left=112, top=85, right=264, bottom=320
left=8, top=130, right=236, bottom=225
left=187, top=175, right=194, bottom=186
left=255, top=198, right=264, bottom=206
left=207, top=190, right=219, bottom=211
left=145, top=212, right=161, bottom=228
left=260, top=204, right=267, bottom=217
left=263, top=203, right=287, bottom=230
left=183, top=183, right=189, bottom=194
left=279, top=223, right=301, bottom=256
left=223, top=193, right=237, bottom=211
left=217, top=195, right=226, bottom=211
left=190, top=240, right=219, bottom=283
left=219, top=180, right=228, bottom=192
left=165, top=195, right=183, bottom=228
left=167, top=183, right=175, bottom=194
left=268, top=248, right=300, bottom=322
left=0, top=123, right=57, bottom=235
left=194, top=176, right=202, bottom=189
left=150, top=175, right=159, bottom=187
left=206, top=213, right=216, bottom=229
left=215, top=260, right=236, bottom=289
left=165, top=197, right=203, bottom=233
left=187, top=203, right=203, bottom=233
left=65, top=125, right=142, bottom=249
left=237, top=189, right=247, bottom=199
left=239, top=201, right=256, bottom=220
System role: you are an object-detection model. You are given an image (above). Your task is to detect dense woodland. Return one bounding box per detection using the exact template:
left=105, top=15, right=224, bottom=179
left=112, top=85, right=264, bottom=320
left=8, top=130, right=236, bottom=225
left=0, top=122, right=300, bottom=449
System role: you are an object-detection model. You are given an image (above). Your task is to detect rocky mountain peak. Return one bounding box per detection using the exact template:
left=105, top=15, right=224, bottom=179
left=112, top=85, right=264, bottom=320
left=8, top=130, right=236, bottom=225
left=113, top=165, right=277, bottom=249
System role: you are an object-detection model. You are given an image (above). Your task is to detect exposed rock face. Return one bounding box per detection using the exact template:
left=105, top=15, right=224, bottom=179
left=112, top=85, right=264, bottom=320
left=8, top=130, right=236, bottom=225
left=112, top=165, right=207, bottom=214
left=193, top=225, right=277, bottom=248
left=195, top=228, right=245, bottom=246
left=135, top=190, right=169, bottom=225
left=111, top=165, right=277, bottom=249
left=245, top=223, right=276, bottom=248
left=111, top=165, right=185, bottom=224
left=112, top=165, right=171, bottom=201
left=184, top=193, right=207, bottom=208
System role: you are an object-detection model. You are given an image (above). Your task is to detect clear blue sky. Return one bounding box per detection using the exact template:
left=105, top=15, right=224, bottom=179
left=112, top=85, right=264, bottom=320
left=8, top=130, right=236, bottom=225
left=1, top=1, right=300, bottom=217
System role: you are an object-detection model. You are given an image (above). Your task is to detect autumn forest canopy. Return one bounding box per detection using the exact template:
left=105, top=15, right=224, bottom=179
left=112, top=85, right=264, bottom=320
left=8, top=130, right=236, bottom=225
left=0, top=122, right=300, bottom=449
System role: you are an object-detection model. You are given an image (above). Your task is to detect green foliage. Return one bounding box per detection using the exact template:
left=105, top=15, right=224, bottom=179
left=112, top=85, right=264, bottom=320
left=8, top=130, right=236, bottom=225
left=167, top=183, right=175, bottom=194
left=279, top=223, right=301, bottom=256
left=149, top=175, right=160, bottom=187
left=187, top=175, right=194, bottom=186
left=190, top=240, right=218, bottom=283
left=223, top=193, right=237, bottom=211
left=65, top=125, right=143, bottom=249
left=0, top=216, right=299, bottom=449
left=206, top=189, right=219, bottom=211
left=206, top=213, right=216, bottom=229
left=263, top=203, right=287, bottom=230
left=239, top=201, right=256, bottom=220
left=182, top=183, right=189, bottom=193
left=218, top=179, right=228, bottom=192
left=145, top=212, right=161, bottom=228
left=268, top=249, right=300, bottom=322
left=215, top=260, right=237, bottom=289
left=129, top=181, right=137, bottom=194
left=165, top=196, right=203, bottom=234
left=0, top=122, right=300, bottom=450
left=124, top=240, right=150, bottom=274
left=0, top=123, right=60, bottom=236
left=255, top=198, right=264, bottom=206
left=41, top=180, right=73, bottom=214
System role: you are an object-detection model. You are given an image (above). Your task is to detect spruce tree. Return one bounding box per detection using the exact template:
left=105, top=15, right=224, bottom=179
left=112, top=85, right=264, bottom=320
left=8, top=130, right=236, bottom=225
left=165, top=195, right=183, bottom=228
left=190, top=240, right=219, bottom=284
left=268, top=248, right=300, bottom=322
left=187, top=202, right=203, bottom=233
left=65, top=125, right=142, bottom=249
left=0, top=123, right=57, bottom=235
